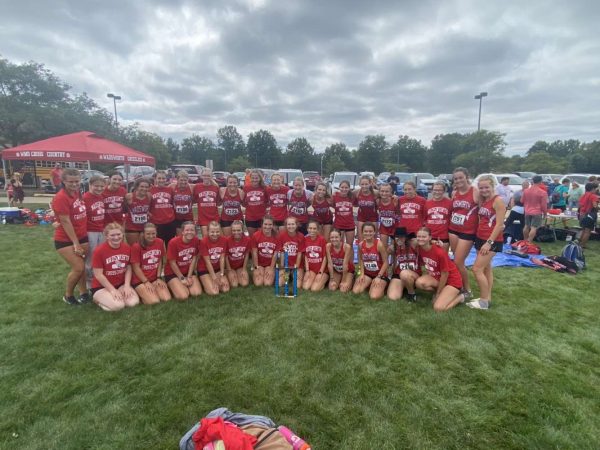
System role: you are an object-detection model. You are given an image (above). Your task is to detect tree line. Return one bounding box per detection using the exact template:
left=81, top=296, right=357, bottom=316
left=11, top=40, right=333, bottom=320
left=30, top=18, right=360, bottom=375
left=2, top=57, right=599, bottom=176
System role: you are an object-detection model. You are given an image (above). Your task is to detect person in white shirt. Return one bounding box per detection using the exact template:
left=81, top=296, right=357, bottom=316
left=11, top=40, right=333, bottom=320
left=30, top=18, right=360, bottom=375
left=496, top=176, right=513, bottom=207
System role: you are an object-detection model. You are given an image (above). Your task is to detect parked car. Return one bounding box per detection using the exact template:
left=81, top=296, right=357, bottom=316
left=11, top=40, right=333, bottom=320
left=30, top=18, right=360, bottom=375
left=79, top=169, right=108, bottom=193
left=559, top=174, right=596, bottom=185
left=303, top=171, right=322, bottom=190
left=437, top=173, right=453, bottom=192
left=413, top=172, right=437, bottom=191
left=277, top=169, right=304, bottom=188
left=396, top=173, right=428, bottom=198
left=213, top=171, right=231, bottom=187
left=115, top=165, right=156, bottom=190
left=329, top=171, right=359, bottom=194
left=473, top=173, right=525, bottom=194
left=169, top=164, right=205, bottom=183
left=376, top=172, right=391, bottom=186
left=233, top=171, right=245, bottom=186
left=514, top=171, right=536, bottom=181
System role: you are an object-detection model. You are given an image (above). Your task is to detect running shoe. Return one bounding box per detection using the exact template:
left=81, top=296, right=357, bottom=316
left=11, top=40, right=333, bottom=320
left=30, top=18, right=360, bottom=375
left=78, top=292, right=92, bottom=304
left=467, top=299, right=490, bottom=310
left=405, top=293, right=417, bottom=303
left=462, top=290, right=473, bottom=301
left=62, top=295, right=79, bottom=306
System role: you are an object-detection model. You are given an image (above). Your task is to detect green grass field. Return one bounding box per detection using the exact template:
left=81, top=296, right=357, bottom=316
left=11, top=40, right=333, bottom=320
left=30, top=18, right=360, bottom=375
left=0, top=221, right=599, bottom=449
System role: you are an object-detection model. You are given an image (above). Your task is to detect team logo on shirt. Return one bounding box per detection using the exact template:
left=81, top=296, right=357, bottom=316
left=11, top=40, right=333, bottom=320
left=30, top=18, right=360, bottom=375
left=153, top=192, right=171, bottom=206
left=283, top=242, right=298, bottom=255
left=229, top=246, right=246, bottom=259
left=73, top=198, right=87, bottom=220
left=209, top=246, right=224, bottom=261
left=179, top=248, right=195, bottom=261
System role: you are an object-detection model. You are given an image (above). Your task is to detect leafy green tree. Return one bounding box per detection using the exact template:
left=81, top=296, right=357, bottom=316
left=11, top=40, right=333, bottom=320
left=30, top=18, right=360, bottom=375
left=246, top=129, right=281, bottom=168
left=120, top=125, right=171, bottom=168
left=165, top=138, right=180, bottom=163
left=323, top=142, right=352, bottom=173
left=284, top=137, right=318, bottom=171
left=572, top=141, right=600, bottom=173
left=388, top=135, right=427, bottom=171
left=428, top=133, right=465, bottom=174
left=353, top=135, right=387, bottom=174
left=324, top=154, right=347, bottom=174
left=445, top=131, right=508, bottom=174
left=521, top=151, right=568, bottom=173
left=180, top=134, right=216, bottom=166
left=217, top=125, right=246, bottom=169
left=228, top=156, right=252, bottom=172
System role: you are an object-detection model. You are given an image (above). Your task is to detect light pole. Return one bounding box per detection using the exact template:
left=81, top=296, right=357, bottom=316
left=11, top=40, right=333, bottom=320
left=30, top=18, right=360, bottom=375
left=474, top=91, right=488, bottom=132
left=107, top=93, right=122, bottom=129
left=320, top=153, right=325, bottom=177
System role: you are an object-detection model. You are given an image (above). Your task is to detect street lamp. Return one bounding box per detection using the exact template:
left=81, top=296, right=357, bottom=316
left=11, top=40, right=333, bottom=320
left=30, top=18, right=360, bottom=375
left=474, top=91, right=488, bottom=132
left=320, top=153, right=325, bottom=177
left=107, top=93, right=122, bottom=128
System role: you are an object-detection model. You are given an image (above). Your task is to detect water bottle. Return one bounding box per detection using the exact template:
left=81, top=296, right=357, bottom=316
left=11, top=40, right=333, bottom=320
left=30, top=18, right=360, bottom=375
left=1, top=216, right=6, bottom=225
left=506, top=236, right=512, bottom=246
left=278, top=426, right=311, bottom=450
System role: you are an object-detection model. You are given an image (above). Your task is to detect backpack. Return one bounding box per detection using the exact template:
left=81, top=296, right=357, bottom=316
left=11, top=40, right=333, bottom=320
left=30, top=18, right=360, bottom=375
left=551, top=190, right=561, bottom=204
left=561, top=240, right=586, bottom=271
left=511, top=240, right=541, bottom=255
left=534, top=226, right=556, bottom=243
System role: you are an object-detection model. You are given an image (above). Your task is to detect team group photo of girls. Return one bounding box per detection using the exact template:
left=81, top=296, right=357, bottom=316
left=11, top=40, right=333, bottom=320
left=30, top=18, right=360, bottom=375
left=52, top=166, right=506, bottom=312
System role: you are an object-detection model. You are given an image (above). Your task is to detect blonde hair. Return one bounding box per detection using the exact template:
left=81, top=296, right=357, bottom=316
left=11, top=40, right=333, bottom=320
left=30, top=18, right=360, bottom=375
left=249, top=169, right=265, bottom=187
left=103, top=222, right=124, bottom=235
left=477, top=174, right=498, bottom=190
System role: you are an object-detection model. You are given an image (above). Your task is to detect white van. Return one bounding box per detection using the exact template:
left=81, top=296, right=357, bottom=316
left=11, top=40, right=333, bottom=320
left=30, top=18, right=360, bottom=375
left=330, top=171, right=359, bottom=194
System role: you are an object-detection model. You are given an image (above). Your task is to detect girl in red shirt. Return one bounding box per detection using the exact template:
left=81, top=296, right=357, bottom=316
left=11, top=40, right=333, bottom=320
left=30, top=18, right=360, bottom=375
left=225, top=220, right=251, bottom=288
left=352, top=222, right=388, bottom=300
left=355, top=175, right=379, bottom=242
left=387, top=230, right=421, bottom=302
left=415, top=227, right=464, bottom=312
left=251, top=216, right=278, bottom=287
left=124, top=178, right=151, bottom=245
left=194, top=168, right=221, bottom=237
left=276, top=216, right=306, bottom=289
left=397, top=181, right=426, bottom=239
left=165, top=221, right=202, bottom=300
left=102, top=171, right=126, bottom=225
left=266, top=173, right=289, bottom=232
left=448, top=167, right=479, bottom=298
left=83, top=175, right=106, bottom=290
left=198, top=221, right=230, bottom=295
left=333, top=180, right=356, bottom=245
left=131, top=223, right=171, bottom=304
left=91, top=223, right=139, bottom=311
left=311, top=182, right=333, bottom=241
left=149, top=171, right=176, bottom=245
left=579, top=182, right=599, bottom=248
left=302, top=220, right=329, bottom=291
left=52, top=168, right=89, bottom=305
left=287, top=177, right=313, bottom=235
left=425, top=181, right=453, bottom=253
left=171, top=170, right=194, bottom=233
left=243, top=169, right=268, bottom=236
left=468, top=175, right=506, bottom=310
left=376, top=183, right=398, bottom=249
left=220, top=175, right=245, bottom=236
left=326, top=229, right=355, bottom=293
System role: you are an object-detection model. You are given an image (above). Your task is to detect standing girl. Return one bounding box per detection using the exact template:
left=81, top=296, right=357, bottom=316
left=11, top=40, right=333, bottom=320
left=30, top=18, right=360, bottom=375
left=276, top=216, right=305, bottom=289
left=165, top=221, right=202, bottom=300
left=332, top=180, right=356, bottom=246
left=376, top=183, right=398, bottom=249
left=124, top=178, right=151, bottom=245
left=225, top=220, right=251, bottom=288
left=83, top=175, right=106, bottom=290
left=302, top=220, right=329, bottom=291
left=311, top=182, right=333, bottom=241
left=468, top=175, right=506, bottom=310
left=243, top=169, right=268, bottom=236
left=326, top=229, right=355, bottom=293
left=102, top=171, right=126, bottom=226
left=355, top=175, right=379, bottom=242
left=52, top=168, right=89, bottom=305
left=220, top=175, right=245, bottom=236
left=448, top=167, right=479, bottom=299
left=194, top=168, right=221, bottom=237
left=198, top=221, right=230, bottom=295
left=414, top=227, right=464, bottom=312
left=9, top=172, right=24, bottom=207
left=251, top=216, right=278, bottom=286
left=91, top=223, right=139, bottom=311
left=131, top=223, right=171, bottom=304
left=172, top=170, right=195, bottom=234
left=425, top=181, right=453, bottom=253
left=266, top=173, right=289, bottom=233
left=287, top=177, right=313, bottom=235
left=149, top=170, right=176, bottom=244
left=397, top=181, right=426, bottom=240
left=387, top=230, right=420, bottom=302
left=352, top=222, right=388, bottom=300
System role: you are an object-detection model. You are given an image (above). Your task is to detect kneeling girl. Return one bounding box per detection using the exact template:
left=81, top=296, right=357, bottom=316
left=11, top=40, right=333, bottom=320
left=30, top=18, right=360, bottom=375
left=198, top=221, right=230, bottom=295
left=352, top=222, right=388, bottom=300
left=165, top=221, right=202, bottom=300
left=225, top=220, right=251, bottom=288
left=302, top=219, right=329, bottom=291
left=326, top=228, right=354, bottom=292
left=251, top=216, right=278, bottom=286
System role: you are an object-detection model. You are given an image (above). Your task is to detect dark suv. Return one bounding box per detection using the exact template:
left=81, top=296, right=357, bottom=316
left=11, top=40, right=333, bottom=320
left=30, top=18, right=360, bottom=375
left=303, top=171, right=322, bottom=191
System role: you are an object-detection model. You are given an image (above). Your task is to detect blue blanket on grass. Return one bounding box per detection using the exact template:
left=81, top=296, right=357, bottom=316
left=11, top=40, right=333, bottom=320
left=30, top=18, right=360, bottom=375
left=464, top=244, right=545, bottom=268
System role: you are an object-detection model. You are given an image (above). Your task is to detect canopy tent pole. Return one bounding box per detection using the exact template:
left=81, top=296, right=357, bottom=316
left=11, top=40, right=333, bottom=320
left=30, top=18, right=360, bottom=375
left=87, top=160, right=91, bottom=170
left=33, top=162, right=38, bottom=188
left=2, top=158, right=8, bottom=206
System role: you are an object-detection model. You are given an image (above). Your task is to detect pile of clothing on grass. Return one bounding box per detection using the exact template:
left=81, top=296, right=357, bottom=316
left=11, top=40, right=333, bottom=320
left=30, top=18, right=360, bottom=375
left=0, top=207, right=54, bottom=226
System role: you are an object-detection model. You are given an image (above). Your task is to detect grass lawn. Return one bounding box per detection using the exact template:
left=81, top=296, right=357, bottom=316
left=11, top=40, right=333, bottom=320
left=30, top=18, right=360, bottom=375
left=0, top=219, right=599, bottom=449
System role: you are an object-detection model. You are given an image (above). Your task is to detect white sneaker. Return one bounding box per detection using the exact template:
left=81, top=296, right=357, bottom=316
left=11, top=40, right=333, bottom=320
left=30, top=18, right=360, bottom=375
left=467, top=299, right=490, bottom=310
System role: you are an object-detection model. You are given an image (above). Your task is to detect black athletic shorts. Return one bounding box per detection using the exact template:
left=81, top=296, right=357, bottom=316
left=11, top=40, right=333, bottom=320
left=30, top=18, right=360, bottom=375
left=448, top=230, right=476, bottom=241
left=165, top=273, right=180, bottom=283
left=245, top=219, right=262, bottom=229
left=274, top=220, right=285, bottom=227
left=580, top=212, right=597, bottom=230
left=474, top=238, right=503, bottom=253
left=54, top=236, right=89, bottom=250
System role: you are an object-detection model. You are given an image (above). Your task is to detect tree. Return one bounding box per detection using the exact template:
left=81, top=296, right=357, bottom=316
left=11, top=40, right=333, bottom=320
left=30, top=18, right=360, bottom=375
left=324, top=154, right=346, bottom=174
left=228, top=156, right=252, bottom=172
left=451, top=131, right=507, bottom=174
left=388, top=135, right=427, bottom=171
left=180, top=134, right=216, bottom=166
left=119, top=125, right=171, bottom=168
left=284, top=137, right=318, bottom=171
left=572, top=141, right=600, bottom=173
left=246, top=129, right=281, bottom=168
left=428, top=133, right=465, bottom=174
left=165, top=138, right=180, bottom=163
left=217, top=125, right=246, bottom=169
left=322, top=142, right=353, bottom=174
left=353, top=135, right=387, bottom=174
left=521, top=152, right=568, bottom=173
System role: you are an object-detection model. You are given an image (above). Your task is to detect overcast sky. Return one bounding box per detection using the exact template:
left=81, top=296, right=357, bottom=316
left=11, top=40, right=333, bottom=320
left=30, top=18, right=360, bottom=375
left=2, top=0, right=599, bottom=155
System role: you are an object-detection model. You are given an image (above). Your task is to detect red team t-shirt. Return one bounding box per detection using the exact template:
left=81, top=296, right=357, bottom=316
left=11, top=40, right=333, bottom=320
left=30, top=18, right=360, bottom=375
left=125, top=195, right=151, bottom=232
left=243, top=185, right=267, bottom=221
left=287, top=190, right=312, bottom=224
left=311, top=197, right=333, bottom=224
left=360, top=239, right=383, bottom=278
left=221, top=189, right=244, bottom=222
left=333, top=193, right=355, bottom=230
left=52, top=189, right=88, bottom=242
left=266, top=186, right=289, bottom=222
left=130, top=238, right=165, bottom=284
left=226, top=235, right=251, bottom=270
left=91, top=241, right=131, bottom=289
left=329, top=244, right=355, bottom=274
left=172, top=185, right=194, bottom=222
left=198, top=236, right=228, bottom=272
left=149, top=186, right=175, bottom=224
left=477, top=196, right=502, bottom=242
left=377, top=199, right=397, bottom=236
left=102, top=186, right=127, bottom=225
left=425, top=197, right=452, bottom=240
left=252, top=230, right=278, bottom=267
left=356, top=191, right=378, bottom=222
left=276, top=231, right=305, bottom=267
left=449, top=187, right=479, bottom=235
left=394, top=245, right=420, bottom=275
left=165, top=236, right=199, bottom=276
left=304, top=235, right=327, bottom=273
left=83, top=191, right=105, bottom=233
left=397, top=195, right=426, bottom=234
left=194, top=184, right=220, bottom=225
left=418, top=244, right=462, bottom=289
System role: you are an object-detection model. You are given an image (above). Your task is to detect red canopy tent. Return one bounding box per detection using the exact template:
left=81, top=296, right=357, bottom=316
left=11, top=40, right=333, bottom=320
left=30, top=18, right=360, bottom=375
left=2, top=131, right=155, bottom=165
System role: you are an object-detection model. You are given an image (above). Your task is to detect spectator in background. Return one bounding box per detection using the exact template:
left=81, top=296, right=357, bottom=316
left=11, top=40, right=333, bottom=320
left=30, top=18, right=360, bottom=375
left=521, top=175, right=548, bottom=242
left=10, top=172, right=25, bottom=207
left=551, top=178, right=570, bottom=228
left=496, top=176, right=513, bottom=207
left=51, top=163, right=63, bottom=193
left=568, top=181, right=584, bottom=210
left=504, top=180, right=529, bottom=241
left=578, top=182, right=599, bottom=248
left=386, top=171, right=400, bottom=194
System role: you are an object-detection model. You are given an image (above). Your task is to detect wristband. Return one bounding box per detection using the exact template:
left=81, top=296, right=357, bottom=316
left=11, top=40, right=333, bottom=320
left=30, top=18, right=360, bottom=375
left=486, top=239, right=494, bottom=245
left=179, top=276, right=185, bottom=281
